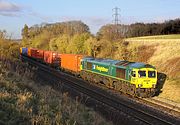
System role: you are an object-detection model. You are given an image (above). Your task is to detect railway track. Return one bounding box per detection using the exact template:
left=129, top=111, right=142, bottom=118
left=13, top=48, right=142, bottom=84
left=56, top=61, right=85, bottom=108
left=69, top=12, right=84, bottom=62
left=79, top=76, right=180, bottom=119
left=140, top=97, right=180, bottom=117
left=88, top=80, right=180, bottom=118
left=22, top=55, right=180, bottom=125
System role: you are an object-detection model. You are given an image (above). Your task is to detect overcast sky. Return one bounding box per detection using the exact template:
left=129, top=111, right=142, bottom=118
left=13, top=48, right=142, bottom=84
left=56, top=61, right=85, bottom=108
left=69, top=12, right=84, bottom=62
left=0, top=0, right=180, bottom=39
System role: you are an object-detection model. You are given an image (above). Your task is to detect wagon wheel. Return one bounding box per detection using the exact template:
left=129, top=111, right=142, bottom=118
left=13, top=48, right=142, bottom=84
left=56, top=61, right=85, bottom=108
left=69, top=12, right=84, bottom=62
left=80, top=71, right=86, bottom=80
left=150, top=89, right=156, bottom=97
left=103, top=78, right=110, bottom=88
left=121, top=81, right=127, bottom=94
left=113, top=81, right=121, bottom=91
left=93, top=75, right=99, bottom=84
left=129, top=84, right=136, bottom=96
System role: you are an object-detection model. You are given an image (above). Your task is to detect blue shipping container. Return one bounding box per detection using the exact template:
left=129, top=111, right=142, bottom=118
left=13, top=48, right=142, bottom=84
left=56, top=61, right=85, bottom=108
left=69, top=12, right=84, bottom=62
left=22, top=47, right=28, bottom=55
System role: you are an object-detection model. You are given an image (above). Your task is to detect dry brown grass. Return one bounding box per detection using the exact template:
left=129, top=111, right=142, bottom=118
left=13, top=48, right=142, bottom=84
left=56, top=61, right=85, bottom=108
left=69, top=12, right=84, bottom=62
left=0, top=39, right=113, bottom=124
left=160, top=57, right=180, bottom=78
left=0, top=57, right=112, bottom=125
left=158, top=79, right=180, bottom=102
left=124, top=38, right=180, bottom=103
left=136, top=45, right=157, bottom=63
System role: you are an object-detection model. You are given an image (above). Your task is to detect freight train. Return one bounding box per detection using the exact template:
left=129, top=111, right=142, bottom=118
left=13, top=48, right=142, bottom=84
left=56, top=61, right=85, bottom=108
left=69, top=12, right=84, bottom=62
left=20, top=47, right=158, bottom=97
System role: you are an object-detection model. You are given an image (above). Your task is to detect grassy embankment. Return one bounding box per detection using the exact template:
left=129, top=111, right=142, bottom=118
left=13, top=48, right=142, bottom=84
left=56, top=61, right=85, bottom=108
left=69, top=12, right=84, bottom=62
left=1, top=33, right=179, bottom=125
left=125, top=34, right=180, bottom=102
left=0, top=39, right=112, bottom=125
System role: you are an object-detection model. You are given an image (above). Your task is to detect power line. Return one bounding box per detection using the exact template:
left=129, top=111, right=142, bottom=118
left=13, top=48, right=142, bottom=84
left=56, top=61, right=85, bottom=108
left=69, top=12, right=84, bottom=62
left=112, top=7, right=120, bottom=25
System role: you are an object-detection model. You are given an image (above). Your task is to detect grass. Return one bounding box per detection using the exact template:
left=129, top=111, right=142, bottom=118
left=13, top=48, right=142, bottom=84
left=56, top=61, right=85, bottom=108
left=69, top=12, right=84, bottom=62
left=0, top=58, right=112, bottom=125
left=126, top=34, right=180, bottom=40
left=124, top=35, right=180, bottom=103
left=0, top=38, right=112, bottom=125
left=158, top=79, right=180, bottom=103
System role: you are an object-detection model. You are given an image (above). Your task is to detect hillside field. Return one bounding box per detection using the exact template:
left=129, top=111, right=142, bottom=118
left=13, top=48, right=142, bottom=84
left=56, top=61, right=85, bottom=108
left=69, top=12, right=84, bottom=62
left=125, top=34, right=180, bottom=102
left=126, top=34, right=180, bottom=40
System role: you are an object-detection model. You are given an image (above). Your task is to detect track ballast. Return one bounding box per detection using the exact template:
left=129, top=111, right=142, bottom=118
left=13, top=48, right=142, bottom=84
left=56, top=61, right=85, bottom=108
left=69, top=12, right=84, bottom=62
left=22, top=55, right=180, bottom=125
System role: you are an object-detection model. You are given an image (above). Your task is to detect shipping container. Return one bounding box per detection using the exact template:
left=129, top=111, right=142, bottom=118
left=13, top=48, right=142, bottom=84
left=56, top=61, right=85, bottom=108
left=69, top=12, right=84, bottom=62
left=28, top=48, right=44, bottom=60
left=44, top=51, right=61, bottom=67
left=61, top=54, right=84, bottom=73
left=27, top=48, right=31, bottom=57
left=20, top=47, right=28, bottom=55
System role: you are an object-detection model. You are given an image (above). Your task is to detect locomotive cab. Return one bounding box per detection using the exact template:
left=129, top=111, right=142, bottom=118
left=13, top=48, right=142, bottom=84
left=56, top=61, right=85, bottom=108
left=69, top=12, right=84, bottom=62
left=130, top=68, right=157, bottom=89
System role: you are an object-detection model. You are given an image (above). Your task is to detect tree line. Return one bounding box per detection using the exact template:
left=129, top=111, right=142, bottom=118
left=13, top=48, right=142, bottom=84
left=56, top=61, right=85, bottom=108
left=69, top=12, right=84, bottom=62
left=22, top=21, right=89, bottom=40
left=97, top=18, right=180, bottom=39
left=21, top=18, right=180, bottom=43
left=20, top=18, right=180, bottom=59
left=126, top=18, right=180, bottom=37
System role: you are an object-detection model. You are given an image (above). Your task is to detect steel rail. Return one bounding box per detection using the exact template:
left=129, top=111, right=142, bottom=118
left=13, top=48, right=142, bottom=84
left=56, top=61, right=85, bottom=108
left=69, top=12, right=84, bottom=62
left=21, top=55, right=180, bottom=125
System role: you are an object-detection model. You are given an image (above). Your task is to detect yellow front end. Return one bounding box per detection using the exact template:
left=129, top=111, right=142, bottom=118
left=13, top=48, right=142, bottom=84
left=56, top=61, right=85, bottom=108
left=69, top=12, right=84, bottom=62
left=131, top=68, right=157, bottom=89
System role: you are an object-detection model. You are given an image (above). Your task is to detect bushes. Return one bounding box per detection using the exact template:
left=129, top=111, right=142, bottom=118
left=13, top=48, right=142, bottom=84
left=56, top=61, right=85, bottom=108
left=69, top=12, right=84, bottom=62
left=0, top=39, right=20, bottom=60
left=0, top=59, right=112, bottom=125
left=48, top=33, right=94, bottom=55
left=49, top=34, right=70, bottom=53
left=66, top=33, right=90, bottom=54
left=83, top=37, right=97, bottom=56
left=20, top=21, right=126, bottom=59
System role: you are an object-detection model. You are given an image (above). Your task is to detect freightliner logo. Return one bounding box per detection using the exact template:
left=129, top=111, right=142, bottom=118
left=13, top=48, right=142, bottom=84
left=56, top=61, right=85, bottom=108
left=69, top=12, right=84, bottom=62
left=93, top=65, right=108, bottom=72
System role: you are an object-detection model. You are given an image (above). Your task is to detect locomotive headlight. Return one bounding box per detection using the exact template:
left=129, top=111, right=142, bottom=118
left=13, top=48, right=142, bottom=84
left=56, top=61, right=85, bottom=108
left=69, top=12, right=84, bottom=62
left=138, top=84, right=142, bottom=87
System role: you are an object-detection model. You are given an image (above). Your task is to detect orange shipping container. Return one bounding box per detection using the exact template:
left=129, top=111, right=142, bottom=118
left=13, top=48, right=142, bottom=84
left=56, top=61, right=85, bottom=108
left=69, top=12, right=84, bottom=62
left=28, top=48, right=44, bottom=60
left=44, top=51, right=61, bottom=66
left=61, top=54, right=84, bottom=72
left=27, top=48, right=32, bottom=57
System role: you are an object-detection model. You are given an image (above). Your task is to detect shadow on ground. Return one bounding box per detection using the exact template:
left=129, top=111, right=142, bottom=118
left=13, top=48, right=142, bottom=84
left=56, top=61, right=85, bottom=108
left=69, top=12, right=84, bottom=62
left=155, top=72, right=167, bottom=96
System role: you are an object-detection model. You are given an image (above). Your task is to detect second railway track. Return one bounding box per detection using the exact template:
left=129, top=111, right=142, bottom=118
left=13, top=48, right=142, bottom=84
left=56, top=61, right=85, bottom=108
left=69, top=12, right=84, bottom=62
left=139, top=97, right=180, bottom=117
left=22, top=55, right=180, bottom=125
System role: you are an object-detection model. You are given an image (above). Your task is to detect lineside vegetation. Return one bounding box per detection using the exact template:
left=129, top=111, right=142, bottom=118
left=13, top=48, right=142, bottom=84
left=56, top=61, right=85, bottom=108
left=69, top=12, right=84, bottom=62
left=0, top=31, right=112, bottom=125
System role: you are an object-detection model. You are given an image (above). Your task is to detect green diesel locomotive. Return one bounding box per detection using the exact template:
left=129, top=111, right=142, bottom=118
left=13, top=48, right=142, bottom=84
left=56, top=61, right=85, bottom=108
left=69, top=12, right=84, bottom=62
left=80, top=57, right=157, bottom=97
